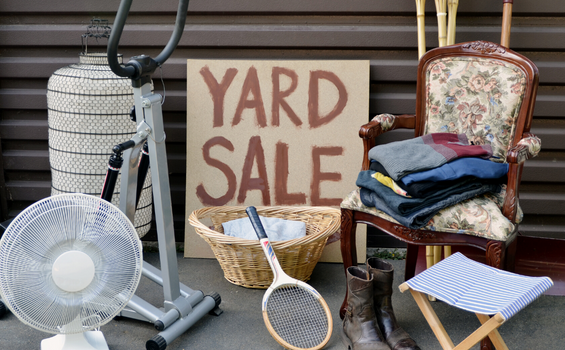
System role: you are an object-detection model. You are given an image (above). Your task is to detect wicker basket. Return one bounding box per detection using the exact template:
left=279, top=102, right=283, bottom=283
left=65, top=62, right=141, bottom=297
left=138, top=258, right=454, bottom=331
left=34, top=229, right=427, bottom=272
left=188, top=206, right=341, bottom=289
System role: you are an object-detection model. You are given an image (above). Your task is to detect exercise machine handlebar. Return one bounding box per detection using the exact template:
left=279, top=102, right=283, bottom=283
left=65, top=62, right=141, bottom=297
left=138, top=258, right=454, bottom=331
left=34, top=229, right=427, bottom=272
left=107, top=0, right=189, bottom=85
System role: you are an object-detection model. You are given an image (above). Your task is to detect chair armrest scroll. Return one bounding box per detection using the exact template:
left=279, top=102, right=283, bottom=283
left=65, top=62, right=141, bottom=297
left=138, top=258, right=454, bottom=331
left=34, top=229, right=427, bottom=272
left=359, top=114, right=416, bottom=140
left=360, top=114, right=416, bottom=170
left=505, top=133, right=541, bottom=164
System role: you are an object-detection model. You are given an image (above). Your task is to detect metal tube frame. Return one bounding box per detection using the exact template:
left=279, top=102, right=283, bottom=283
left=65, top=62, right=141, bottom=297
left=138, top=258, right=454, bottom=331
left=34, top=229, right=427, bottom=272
left=114, top=78, right=221, bottom=349
left=107, top=0, right=221, bottom=348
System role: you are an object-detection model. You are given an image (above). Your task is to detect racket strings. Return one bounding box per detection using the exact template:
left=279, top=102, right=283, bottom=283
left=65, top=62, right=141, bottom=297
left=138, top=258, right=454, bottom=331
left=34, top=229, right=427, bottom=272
left=266, top=285, right=329, bottom=349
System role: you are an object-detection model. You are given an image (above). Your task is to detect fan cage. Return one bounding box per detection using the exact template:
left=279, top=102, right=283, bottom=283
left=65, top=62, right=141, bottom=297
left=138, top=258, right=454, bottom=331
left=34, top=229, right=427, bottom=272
left=0, top=194, right=143, bottom=334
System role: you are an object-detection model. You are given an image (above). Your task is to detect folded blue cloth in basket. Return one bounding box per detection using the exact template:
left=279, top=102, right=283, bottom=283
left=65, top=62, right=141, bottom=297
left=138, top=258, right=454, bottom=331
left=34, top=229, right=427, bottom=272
left=222, top=216, right=306, bottom=241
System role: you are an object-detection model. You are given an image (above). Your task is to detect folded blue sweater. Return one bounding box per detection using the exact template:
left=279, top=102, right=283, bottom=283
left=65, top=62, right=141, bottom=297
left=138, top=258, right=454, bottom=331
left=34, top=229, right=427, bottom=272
left=400, top=158, right=508, bottom=186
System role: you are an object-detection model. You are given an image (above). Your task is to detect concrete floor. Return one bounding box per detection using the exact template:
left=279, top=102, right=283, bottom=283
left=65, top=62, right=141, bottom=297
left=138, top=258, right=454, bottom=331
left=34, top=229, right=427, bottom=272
left=1, top=251, right=563, bottom=350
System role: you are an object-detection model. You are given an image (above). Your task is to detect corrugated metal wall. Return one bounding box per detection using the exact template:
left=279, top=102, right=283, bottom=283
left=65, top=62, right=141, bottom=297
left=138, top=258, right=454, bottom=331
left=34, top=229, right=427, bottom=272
left=1, top=0, right=564, bottom=244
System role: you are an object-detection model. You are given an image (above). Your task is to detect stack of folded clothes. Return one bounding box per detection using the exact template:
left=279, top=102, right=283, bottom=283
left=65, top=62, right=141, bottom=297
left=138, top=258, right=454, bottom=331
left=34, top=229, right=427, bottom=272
left=357, top=133, right=508, bottom=229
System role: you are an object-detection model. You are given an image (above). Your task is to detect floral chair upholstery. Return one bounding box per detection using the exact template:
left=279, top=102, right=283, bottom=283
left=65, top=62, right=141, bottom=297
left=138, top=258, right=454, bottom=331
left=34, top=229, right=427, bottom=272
left=339, top=41, right=540, bottom=319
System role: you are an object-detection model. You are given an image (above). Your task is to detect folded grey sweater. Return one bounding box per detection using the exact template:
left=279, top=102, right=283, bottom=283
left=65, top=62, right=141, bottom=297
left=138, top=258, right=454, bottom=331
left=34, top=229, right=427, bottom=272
left=368, top=133, right=493, bottom=181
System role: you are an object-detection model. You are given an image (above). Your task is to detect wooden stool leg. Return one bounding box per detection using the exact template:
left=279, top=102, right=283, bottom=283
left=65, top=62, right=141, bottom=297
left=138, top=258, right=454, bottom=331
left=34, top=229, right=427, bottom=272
left=400, top=282, right=508, bottom=350
left=405, top=287, right=455, bottom=350
left=452, top=314, right=506, bottom=350
left=476, top=314, right=508, bottom=350
left=340, top=209, right=357, bottom=319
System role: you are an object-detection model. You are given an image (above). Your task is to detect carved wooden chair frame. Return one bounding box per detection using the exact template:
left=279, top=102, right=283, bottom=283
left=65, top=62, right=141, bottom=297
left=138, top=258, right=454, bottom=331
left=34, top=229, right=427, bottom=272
left=339, top=40, right=539, bottom=320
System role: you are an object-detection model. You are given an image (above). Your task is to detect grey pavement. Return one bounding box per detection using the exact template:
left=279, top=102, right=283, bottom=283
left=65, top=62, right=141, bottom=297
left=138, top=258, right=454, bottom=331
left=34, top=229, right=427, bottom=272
left=1, top=252, right=563, bottom=349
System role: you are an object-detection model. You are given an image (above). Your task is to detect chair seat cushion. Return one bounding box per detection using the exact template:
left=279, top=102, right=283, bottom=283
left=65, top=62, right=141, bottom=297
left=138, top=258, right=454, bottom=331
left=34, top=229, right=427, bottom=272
left=341, top=185, right=522, bottom=241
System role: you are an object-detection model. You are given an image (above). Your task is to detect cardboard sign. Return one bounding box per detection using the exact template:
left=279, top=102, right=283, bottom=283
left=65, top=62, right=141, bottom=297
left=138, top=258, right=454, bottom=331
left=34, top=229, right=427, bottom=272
left=185, top=59, right=369, bottom=262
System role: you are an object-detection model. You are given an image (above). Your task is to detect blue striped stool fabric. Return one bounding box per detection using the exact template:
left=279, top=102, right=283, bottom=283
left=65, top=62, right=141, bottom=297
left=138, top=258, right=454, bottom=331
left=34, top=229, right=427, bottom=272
left=404, top=252, right=553, bottom=321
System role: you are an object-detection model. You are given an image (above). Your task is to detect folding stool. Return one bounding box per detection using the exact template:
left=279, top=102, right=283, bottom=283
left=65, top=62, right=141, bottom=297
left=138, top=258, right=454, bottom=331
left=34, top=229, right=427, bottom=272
left=399, top=252, right=553, bottom=350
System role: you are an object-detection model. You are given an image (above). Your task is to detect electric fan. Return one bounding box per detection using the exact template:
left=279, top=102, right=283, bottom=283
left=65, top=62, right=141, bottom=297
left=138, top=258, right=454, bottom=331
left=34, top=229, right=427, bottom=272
left=0, top=193, right=143, bottom=350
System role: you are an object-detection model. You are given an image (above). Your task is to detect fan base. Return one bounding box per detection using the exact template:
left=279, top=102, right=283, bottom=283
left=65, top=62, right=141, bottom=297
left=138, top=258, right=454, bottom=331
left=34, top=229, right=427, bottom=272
left=41, top=331, right=109, bottom=350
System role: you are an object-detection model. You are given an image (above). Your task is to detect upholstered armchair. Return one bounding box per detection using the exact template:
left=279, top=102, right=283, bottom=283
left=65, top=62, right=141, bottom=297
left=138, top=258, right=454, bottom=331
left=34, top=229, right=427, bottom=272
left=339, top=40, right=540, bottom=319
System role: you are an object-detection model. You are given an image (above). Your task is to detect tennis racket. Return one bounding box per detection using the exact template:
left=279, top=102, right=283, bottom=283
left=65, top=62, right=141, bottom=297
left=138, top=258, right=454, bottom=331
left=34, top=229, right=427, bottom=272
left=245, top=206, right=333, bottom=350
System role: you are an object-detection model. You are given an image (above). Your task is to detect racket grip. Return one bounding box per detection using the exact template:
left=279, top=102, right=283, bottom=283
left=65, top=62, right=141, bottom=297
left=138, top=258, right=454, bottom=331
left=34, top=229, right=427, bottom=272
left=245, top=206, right=268, bottom=240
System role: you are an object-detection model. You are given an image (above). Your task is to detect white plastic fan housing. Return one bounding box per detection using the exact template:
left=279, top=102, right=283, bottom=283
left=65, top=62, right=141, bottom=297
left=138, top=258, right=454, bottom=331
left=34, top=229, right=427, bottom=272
left=41, top=331, right=109, bottom=350
left=52, top=250, right=96, bottom=293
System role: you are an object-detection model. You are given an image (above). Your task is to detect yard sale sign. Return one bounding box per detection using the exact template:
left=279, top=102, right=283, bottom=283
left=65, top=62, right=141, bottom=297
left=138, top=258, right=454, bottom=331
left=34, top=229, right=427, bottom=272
left=185, top=59, right=369, bottom=262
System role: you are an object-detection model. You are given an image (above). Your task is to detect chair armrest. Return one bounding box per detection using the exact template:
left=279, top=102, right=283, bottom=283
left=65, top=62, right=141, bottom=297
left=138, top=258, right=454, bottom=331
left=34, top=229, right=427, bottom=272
left=502, top=133, right=541, bottom=222
left=360, top=114, right=416, bottom=170
left=505, top=133, right=541, bottom=164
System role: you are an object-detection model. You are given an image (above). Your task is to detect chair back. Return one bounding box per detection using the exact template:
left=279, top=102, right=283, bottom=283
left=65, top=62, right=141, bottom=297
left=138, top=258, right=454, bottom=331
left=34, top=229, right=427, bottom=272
left=415, top=41, right=539, bottom=162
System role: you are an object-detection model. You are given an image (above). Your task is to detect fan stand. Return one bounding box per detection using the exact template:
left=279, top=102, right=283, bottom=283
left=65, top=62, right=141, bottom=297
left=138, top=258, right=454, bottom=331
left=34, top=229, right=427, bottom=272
left=41, top=332, right=109, bottom=350
left=41, top=315, right=111, bottom=350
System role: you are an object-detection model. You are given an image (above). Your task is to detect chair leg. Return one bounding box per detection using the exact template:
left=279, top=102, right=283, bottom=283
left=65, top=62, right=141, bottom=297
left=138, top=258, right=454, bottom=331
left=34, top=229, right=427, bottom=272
left=486, top=240, right=505, bottom=269
left=405, top=243, right=418, bottom=280
left=340, top=209, right=358, bottom=272
left=479, top=337, right=494, bottom=350
left=505, top=237, right=518, bottom=273
left=340, top=208, right=357, bottom=319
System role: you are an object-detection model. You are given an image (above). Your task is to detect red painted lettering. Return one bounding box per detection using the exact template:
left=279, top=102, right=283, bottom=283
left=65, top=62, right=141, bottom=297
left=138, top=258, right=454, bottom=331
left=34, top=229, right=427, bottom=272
left=199, top=66, right=238, bottom=127
left=274, top=141, right=306, bottom=205
left=271, top=67, right=302, bottom=127
left=233, top=66, right=267, bottom=128
left=238, top=136, right=271, bottom=204
left=311, top=146, right=343, bottom=206
left=308, top=70, right=348, bottom=129
left=196, top=136, right=237, bottom=205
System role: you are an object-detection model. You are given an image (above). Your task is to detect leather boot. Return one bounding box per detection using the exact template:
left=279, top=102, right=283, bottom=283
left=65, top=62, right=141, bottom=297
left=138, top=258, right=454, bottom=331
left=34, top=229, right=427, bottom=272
left=367, top=258, right=421, bottom=350
left=341, top=266, right=391, bottom=350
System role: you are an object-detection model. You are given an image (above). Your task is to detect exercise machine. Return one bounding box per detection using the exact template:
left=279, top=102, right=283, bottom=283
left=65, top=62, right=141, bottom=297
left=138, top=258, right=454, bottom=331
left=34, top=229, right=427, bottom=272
left=105, top=1, right=222, bottom=349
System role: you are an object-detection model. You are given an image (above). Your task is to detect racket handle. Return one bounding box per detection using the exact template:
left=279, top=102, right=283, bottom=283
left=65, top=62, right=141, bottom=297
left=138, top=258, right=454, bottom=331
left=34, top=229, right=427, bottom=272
left=245, top=206, right=268, bottom=240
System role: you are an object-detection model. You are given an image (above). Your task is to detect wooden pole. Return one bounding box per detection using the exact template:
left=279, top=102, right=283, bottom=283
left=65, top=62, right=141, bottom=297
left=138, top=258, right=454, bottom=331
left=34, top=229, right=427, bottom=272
left=501, top=0, right=513, bottom=47
left=444, top=0, right=455, bottom=260
left=415, top=0, right=436, bottom=282
left=439, top=0, right=459, bottom=261
left=447, top=0, right=459, bottom=45
left=434, top=0, right=447, bottom=47
left=434, top=0, right=451, bottom=266
left=416, top=0, right=427, bottom=59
